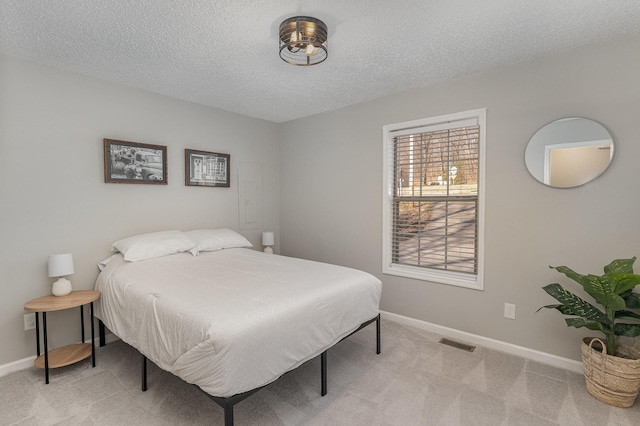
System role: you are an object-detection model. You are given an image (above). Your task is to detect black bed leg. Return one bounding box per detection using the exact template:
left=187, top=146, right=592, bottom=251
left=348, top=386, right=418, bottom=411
left=224, top=403, right=234, bottom=426
left=376, top=314, right=381, bottom=354
left=99, top=320, right=106, bottom=347
left=141, top=354, right=148, bottom=392
left=321, top=351, right=327, bottom=396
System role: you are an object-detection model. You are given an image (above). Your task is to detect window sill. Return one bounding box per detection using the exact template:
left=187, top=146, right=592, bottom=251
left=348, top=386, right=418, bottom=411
left=383, top=263, right=483, bottom=290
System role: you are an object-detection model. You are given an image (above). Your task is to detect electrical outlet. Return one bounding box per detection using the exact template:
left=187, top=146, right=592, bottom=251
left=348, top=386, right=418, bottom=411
left=24, top=313, right=35, bottom=330
left=504, top=303, right=516, bottom=320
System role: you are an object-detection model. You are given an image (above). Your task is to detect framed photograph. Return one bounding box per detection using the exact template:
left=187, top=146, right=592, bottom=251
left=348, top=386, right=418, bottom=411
left=104, top=139, right=167, bottom=184
left=185, top=149, right=230, bottom=187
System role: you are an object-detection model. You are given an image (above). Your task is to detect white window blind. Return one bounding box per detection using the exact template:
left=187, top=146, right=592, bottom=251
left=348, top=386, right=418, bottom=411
left=383, top=109, right=485, bottom=290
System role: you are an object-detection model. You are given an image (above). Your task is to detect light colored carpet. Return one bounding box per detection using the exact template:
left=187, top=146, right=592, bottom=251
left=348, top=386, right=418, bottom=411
left=1, top=319, right=639, bottom=425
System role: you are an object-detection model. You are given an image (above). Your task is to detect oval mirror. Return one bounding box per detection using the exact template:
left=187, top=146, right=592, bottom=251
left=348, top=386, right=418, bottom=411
left=525, top=117, right=614, bottom=188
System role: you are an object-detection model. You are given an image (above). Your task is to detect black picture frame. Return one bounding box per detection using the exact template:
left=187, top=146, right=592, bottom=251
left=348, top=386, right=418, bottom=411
left=104, top=139, right=168, bottom=184
left=185, top=149, right=230, bottom=187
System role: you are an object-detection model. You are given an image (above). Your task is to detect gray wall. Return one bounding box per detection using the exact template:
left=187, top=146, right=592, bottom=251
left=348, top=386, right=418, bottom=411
left=3, top=34, right=639, bottom=368
left=279, top=34, right=640, bottom=361
left=0, top=55, right=280, bottom=365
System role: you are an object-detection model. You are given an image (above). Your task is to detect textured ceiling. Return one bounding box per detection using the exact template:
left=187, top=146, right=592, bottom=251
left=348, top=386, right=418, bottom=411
left=1, top=1, right=640, bottom=123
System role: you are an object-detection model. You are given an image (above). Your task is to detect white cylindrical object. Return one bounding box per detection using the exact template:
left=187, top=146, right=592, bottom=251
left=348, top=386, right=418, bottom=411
left=262, top=232, right=274, bottom=246
left=48, top=253, right=74, bottom=277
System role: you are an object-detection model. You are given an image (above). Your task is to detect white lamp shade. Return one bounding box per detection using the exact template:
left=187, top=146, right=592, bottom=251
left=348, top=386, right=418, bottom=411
left=262, top=232, right=274, bottom=246
left=48, top=253, right=74, bottom=277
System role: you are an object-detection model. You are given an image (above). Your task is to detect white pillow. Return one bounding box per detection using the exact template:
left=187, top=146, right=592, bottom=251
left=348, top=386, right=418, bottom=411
left=111, top=230, right=197, bottom=262
left=185, top=228, right=253, bottom=254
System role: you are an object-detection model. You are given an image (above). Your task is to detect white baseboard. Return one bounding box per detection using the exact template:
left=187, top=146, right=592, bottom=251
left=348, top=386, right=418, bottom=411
left=0, top=355, right=37, bottom=378
left=0, top=333, right=121, bottom=379
left=3, top=314, right=581, bottom=378
left=380, top=310, right=583, bottom=374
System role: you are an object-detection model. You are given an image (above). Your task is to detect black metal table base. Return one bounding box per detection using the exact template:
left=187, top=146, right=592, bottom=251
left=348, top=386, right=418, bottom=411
left=36, top=301, right=96, bottom=384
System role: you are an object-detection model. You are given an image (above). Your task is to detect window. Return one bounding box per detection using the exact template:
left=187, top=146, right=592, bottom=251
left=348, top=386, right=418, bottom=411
left=382, top=109, right=485, bottom=290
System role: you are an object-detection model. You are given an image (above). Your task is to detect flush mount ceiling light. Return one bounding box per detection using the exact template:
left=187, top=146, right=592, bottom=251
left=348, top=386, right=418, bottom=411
left=279, top=16, right=328, bottom=66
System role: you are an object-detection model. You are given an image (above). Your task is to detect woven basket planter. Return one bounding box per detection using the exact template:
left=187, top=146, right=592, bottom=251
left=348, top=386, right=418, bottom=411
left=581, top=337, right=640, bottom=408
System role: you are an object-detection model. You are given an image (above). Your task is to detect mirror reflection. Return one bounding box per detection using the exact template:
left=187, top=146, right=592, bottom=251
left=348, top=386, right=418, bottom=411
left=525, top=117, right=614, bottom=188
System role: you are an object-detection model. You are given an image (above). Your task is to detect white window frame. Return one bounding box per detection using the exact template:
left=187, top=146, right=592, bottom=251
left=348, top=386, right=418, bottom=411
left=382, top=108, right=486, bottom=290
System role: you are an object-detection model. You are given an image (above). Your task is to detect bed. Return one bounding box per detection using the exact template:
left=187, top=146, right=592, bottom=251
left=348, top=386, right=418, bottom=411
left=94, top=230, right=382, bottom=425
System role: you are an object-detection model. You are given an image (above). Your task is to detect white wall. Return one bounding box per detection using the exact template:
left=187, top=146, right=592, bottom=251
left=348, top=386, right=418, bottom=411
left=279, top=34, right=640, bottom=361
left=0, top=55, right=280, bottom=365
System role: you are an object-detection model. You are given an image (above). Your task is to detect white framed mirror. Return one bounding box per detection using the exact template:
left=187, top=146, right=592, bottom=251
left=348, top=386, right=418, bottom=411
left=525, top=117, right=614, bottom=188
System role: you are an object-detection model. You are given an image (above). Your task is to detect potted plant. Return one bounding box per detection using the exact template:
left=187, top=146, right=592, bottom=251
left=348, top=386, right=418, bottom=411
left=539, top=257, right=640, bottom=407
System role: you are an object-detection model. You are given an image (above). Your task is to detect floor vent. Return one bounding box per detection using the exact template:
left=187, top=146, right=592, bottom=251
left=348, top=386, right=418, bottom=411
left=439, top=338, right=476, bottom=352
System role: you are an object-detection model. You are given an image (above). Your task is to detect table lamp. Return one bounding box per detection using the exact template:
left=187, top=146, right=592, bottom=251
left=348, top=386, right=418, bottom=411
left=48, top=253, right=74, bottom=296
left=262, top=232, right=274, bottom=254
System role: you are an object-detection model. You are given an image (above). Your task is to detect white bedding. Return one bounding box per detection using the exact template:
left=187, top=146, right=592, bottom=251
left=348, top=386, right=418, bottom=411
left=95, top=248, right=382, bottom=397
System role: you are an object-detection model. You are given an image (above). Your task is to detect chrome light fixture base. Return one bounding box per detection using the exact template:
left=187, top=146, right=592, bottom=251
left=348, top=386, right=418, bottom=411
left=279, top=16, right=328, bottom=66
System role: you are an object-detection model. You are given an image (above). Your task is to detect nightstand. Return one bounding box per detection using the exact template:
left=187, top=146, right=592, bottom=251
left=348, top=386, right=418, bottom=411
left=24, top=290, right=100, bottom=384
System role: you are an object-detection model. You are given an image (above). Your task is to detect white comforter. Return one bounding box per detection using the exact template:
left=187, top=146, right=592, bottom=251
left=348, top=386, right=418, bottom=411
left=95, top=248, right=382, bottom=397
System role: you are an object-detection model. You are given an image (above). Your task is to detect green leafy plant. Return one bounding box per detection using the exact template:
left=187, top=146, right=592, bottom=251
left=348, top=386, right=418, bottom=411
left=539, top=257, right=640, bottom=356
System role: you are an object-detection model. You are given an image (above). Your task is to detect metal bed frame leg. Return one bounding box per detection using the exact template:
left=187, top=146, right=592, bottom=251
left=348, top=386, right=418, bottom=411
left=140, top=351, right=238, bottom=426
left=376, top=313, right=381, bottom=354
left=141, top=354, right=148, bottom=392
left=223, top=402, right=234, bottom=426
left=320, top=313, right=381, bottom=397
left=210, top=391, right=261, bottom=426
left=321, top=351, right=327, bottom=396
left=99, top=319, right=106, bottom=347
